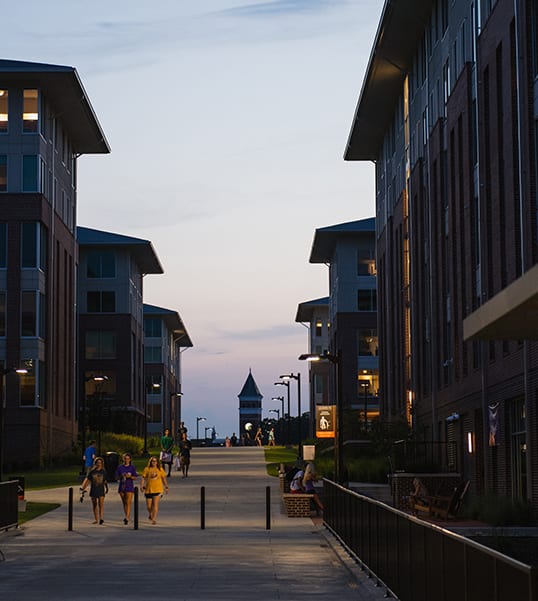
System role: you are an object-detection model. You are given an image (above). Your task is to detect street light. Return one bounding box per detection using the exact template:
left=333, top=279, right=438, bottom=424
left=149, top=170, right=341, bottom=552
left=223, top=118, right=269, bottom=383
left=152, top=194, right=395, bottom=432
left=271, top=396, right=284, bottom=416
left=0, top=366, right=28, bottom=482
left=280, top=373, right=301, bottom=447
left=196, top=416, right=206, bottom=441
left=274, top=380, right=290, bottom=446
left=360, top=380, right=370, bottom=433
left=170, top=391, right=182, bottom=433
left=299, top=351, right=343, bottom=483
left=82, top=374, right=108, bottom=470
left=94, top=376, right=109, bottom=457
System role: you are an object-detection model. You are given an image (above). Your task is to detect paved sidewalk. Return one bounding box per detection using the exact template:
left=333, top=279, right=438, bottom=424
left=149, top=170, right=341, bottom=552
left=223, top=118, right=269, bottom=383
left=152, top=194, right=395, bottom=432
left=0, top=447, right=389, bottom=601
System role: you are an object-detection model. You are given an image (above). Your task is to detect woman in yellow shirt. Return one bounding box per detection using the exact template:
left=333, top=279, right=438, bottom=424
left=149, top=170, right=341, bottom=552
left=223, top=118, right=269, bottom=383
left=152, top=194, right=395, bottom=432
left=141, top=456, right=169, bottom=524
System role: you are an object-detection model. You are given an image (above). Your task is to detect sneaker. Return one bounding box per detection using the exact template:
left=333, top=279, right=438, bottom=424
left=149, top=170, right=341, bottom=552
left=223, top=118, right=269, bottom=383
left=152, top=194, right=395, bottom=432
left=99, top=519, right=104, bottom=525
left=123, top=518, right=128, bottom=525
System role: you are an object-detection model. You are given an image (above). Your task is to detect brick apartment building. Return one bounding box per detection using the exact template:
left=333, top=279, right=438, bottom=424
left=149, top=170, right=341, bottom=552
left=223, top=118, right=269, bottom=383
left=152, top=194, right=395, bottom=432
left=0, top=60, right=109, bottom=467
left=345, top=0, right=538, bottom=505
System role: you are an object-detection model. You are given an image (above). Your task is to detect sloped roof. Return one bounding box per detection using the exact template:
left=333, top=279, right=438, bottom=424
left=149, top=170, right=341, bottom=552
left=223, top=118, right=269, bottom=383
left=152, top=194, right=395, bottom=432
left=238, top=369, right=262, bottom=399
left=77, top=226, right=163, bottom=275
left=344, top=0, right=433, bottom=161
left=0, top=59, right=110, bottom=154
left=295, top=297, right=329, bottom=323
left=143, top=304, right=193, bottom=347
left=309, top=217, right=375, bottom=263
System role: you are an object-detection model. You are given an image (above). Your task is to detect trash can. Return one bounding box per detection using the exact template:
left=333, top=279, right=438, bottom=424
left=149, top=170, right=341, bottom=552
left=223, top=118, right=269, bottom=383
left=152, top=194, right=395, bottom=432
left=104, top=452, right=119, bottom=482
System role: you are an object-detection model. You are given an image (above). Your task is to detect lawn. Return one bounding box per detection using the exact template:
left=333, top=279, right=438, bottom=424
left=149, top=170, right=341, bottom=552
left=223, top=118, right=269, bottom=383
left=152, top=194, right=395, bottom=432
left=18, top=502, right=61, bottom=525
left=264, top=445, right=299, bottom=477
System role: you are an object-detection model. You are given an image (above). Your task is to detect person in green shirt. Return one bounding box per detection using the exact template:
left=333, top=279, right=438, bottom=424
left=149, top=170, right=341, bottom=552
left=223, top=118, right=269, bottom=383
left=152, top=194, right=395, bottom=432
left=160, top=428, right=174, bottom=477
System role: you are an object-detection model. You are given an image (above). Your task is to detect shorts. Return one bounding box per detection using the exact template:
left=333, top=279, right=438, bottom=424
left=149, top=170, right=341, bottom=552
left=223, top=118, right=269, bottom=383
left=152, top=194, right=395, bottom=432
left=144, top=492, right=160, bottom=499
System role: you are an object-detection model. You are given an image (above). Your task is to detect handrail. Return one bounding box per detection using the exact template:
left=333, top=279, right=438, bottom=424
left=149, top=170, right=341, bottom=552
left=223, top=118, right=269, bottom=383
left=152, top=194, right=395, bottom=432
left=323, top=479, right=537, bottom=601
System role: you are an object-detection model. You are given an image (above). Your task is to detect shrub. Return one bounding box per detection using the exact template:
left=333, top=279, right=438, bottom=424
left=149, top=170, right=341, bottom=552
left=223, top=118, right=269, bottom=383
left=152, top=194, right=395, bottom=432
left=464, top=493, right=535, bottom=526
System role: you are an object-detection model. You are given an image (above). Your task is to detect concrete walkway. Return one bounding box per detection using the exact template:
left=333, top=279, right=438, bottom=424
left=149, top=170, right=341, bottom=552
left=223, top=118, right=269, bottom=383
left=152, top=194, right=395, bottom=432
left=0, top=447, right=389, bottom=601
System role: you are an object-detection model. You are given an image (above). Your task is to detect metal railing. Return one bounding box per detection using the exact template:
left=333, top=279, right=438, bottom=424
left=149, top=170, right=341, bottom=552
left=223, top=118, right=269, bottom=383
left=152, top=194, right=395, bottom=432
left=0, top=480, right=18, bottom=531
left=323, top=480, right=537, bottom=601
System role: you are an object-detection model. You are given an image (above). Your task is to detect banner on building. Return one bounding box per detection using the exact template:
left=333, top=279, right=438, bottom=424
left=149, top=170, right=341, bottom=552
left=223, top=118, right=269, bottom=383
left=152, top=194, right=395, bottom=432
left=488, top=402, right=499, bottom=446
left=316, top=405, right=336, bottom=439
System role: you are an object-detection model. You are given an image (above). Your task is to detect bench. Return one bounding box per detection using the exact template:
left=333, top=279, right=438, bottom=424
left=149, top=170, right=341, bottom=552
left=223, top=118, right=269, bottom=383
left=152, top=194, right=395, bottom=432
left=282, top=493, right=314, bottom=517
left=412, top=480, right=470, bottom=519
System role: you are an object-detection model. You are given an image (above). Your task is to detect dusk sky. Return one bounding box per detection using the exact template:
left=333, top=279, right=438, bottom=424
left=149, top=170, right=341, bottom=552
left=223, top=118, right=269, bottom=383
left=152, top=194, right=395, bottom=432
left=4, top=0, right=383, bottom=438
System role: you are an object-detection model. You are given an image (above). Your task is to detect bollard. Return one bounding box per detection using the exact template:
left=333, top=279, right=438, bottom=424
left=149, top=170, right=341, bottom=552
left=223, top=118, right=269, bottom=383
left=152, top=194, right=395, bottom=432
left=68, top=487, right=73, bottom=531
left=134, top=486, right=139, bottom=530
left=200, top=486, right=205, bottom=530
left=266, top=485, right=271, bottom=530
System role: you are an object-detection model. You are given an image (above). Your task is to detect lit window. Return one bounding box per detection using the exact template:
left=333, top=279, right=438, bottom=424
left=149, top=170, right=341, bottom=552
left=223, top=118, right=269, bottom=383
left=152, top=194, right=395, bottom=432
left=0, top=90, right=7, bottom=133
left=315, top=320, right=322, bottom=337
left=23, top=89, right=38, bottom=133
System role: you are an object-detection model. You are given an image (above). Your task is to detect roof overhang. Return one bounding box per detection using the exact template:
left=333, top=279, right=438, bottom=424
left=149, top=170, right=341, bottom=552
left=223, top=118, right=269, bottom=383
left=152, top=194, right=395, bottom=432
left=0, top=59, right=110, bottom=154
left=463, top=263, right=538, bottom=341
left=344, top=0, right=432, bottom=161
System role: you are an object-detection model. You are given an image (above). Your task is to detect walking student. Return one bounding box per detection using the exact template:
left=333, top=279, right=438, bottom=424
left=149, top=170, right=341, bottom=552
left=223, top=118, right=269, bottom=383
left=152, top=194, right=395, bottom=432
left=160, top=428, right=174, bottom=477
left=115, top=453, right=138, bottom=525
left=141, top=456, right=169, bottom=524
left=80, top=457, right=108, bottom=524
left=178, top=432, right=192, bottom=478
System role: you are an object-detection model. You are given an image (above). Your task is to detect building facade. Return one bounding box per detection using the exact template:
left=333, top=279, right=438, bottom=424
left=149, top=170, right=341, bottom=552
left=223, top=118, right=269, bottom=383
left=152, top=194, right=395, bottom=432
left=345, top=0, right=538, bottom=504
left=0, top=60, right=109, bottom=468
left=307, top=218, right=379, bottom=441
left=295, top=297, right=330, bottom=437
left=144, top=303, right=192, bottom=438
left=77, top=227, right=162, bottom=445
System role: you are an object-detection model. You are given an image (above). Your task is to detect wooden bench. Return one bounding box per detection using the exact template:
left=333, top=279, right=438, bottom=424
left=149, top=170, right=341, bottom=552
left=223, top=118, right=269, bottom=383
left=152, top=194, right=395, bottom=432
left=282, top=493, right=313, bottom=517
left=412, top=480, right=470, bottom=519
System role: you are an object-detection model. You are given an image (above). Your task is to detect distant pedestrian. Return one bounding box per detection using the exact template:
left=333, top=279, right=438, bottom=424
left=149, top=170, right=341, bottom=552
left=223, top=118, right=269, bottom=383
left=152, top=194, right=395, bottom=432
left=255, top=426, right=263, bottom=447
left=268, top=427, right=276, bottom=446
left=80, top=457, right=108, bottom=524
left=178, top=432, right=192, bottom=478
left=177, top=421, right=188, bottom=439
left=114, top=453, right=138, bottom=525
left=82, top=440, right=97, bottom=472
left=141, top=456, right=168, bottom=524
left=230, top=432, right=238, bottom=446
left=160, top=428, right=174, bottom=477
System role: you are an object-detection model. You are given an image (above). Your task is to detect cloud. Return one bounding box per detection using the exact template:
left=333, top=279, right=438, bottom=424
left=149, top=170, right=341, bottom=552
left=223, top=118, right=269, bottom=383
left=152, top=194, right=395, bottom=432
left=215, top=323, right=301, bottom=341
left=217, top=0, right=337, bottom=18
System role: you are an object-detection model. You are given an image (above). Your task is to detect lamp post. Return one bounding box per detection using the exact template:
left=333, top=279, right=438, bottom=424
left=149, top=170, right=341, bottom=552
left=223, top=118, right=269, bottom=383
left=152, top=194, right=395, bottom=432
left=360, top=380, right=370, bottom=433
left=196, top=416, right=206, bottom=442
left=280, top=373, right=301, bottom=447
left=299, top=351, right=342, bottom=483
left=94, top=375, right=109, bottom=457
left=204, top=426, right=212, bottom=442
left=274, top=380, right=290, bottom=446
left=271, top=396, right=284, bottom=445
left=0, top=366, right=28, bottom=482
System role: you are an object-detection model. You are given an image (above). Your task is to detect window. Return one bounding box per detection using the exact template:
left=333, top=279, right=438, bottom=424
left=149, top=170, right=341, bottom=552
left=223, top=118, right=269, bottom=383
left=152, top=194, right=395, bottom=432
left=0, top=90, right=7, bottom=133
left=144, top=345, right=162, bottom=363
left=0, top=291, right=5, bottom=336
left=87, top=250, right=115, bottom=278
left=0, top=155, right=6, bottom=192
left=144, top=318, right=162, bottom=338
left=23, top=89, right=38, bottom=133
left=21, top=222, right=47, bottom=270
left=0, top=223, right=6, bottom=267
left=87, top=291, right=115, bottom=313
left=21, top=291, right=37, bottom=336
left=22, top=155, right=38, bottom=192
left=358, top=329, right=378, bottom=356
left=357, top=289, right=377, bottom=311
left=148, top=402, right=162, bottom=424
left=85, top=331, right=116, bottom=359
left=357, top=246, right=376, bottom=275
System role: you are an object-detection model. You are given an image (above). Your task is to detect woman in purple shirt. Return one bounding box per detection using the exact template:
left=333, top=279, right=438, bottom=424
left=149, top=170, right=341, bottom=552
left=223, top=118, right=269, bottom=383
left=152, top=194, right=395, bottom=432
left=115, top=453, right=138, bottom=525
